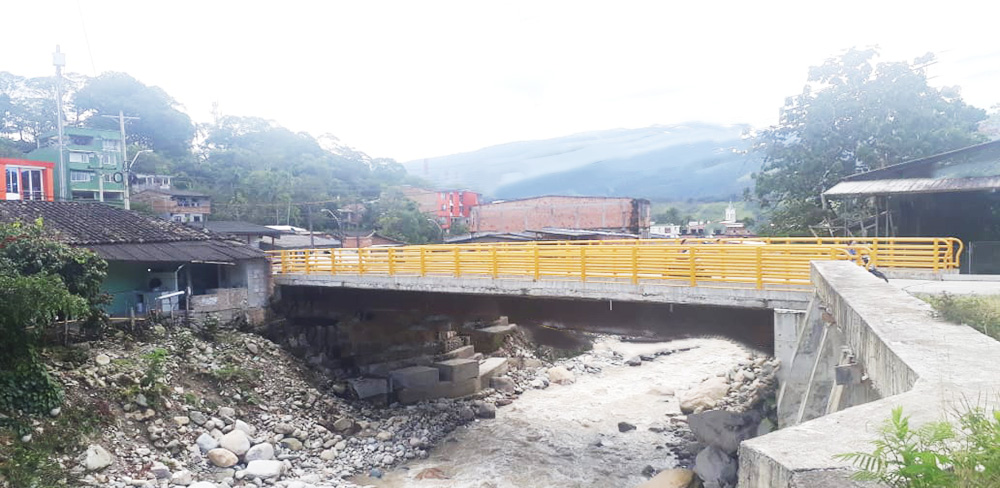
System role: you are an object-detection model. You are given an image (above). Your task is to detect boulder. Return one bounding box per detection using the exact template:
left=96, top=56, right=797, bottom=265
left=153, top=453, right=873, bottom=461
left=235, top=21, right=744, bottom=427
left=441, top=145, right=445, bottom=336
left=245, top=442, right=274, bottom=461
left=170, top=470, right=194, bottom=486
left=489, top=376, right=517, bottom=394
left=207, top=448, right=238, bottom=468
left=84, top=444, right=113, bottom=471
left=244, top=459, right=284, bottom=479
left=694, top=446, right=737, bottom=488
left=635, top=468, right=696, bottom=488
left=618, top=421, right=636, bottom=433
left=219, top=429, right=250, bottom=456
left=196, top=432, right=218, bottom=453
left=687, top=410, right=762, bottom=454
left=546, top=366, right=576, bottom=385
left=625, top=356, right=642, bottom=366
left=475, top=402, right=497, bottom=419
left=279, top=437, right=303, bottom=451
left=679, top=377, right=730, bottom=414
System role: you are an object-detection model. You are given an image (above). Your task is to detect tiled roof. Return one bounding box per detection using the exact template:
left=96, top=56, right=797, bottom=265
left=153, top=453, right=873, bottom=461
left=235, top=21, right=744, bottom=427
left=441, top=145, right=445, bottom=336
left=0, top=201, right=210, bottom=245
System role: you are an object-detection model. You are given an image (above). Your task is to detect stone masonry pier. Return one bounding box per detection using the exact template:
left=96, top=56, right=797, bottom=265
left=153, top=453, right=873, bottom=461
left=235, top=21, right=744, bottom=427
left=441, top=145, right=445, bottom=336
left=739, top=261, right=1000, bottom=487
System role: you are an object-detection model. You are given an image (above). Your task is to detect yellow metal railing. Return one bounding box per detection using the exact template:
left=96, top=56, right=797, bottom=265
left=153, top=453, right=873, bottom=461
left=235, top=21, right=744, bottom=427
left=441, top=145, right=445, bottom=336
left=266, top=237, right=962, bottom=291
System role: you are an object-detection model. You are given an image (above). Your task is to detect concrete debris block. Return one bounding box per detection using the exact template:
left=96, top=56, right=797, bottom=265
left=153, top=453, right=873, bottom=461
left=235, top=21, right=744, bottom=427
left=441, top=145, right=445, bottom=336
left=679, top=377, right=730, bottom=414
left=635, top=468, right=695, bottom=488
left=694, top=446, right=737, bottom=488
left=432, top=359, right=479, bottom=382
left=475, top=401, right=497, bottom=419
left=479, top=357, right=510, bottom=384
left=440, top=345, right=475, bottom=360
left=347, top=377, right=389, bottom=399
left=687, top=410, right=762, bottom=454
left=390, top=366, right=441, bottom=390
left=625, top=356, right=643, bottom=367
left=397, top=377, right=479, bottom=404
left=84, top=444, right=113, bottom=471
left=547, top=366, right=576, bottom=385
left=471, top=324, right=517, bottom=353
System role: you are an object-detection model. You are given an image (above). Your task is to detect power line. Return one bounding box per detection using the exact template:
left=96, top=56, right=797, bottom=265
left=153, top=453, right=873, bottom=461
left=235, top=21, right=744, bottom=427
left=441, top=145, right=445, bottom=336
left=75, top=0, right=99, bottom=76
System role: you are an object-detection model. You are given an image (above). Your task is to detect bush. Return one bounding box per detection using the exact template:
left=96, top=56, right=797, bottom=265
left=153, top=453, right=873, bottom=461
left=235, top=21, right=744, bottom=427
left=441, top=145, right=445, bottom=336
left=925, top=293, right=1000, bottom=341
left=837, top=405, right=1000, bottom=487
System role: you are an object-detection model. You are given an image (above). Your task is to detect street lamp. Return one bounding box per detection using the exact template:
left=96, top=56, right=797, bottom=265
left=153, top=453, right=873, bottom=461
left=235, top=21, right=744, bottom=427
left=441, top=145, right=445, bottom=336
left=124, top=149, right=152, bottom=210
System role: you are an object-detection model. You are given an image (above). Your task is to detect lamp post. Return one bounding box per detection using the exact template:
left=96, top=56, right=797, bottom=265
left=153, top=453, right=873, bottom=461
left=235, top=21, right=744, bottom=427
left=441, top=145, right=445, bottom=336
left=124, top=150, right=152, bottom=210
left=320, top=208, right=344, bottom=246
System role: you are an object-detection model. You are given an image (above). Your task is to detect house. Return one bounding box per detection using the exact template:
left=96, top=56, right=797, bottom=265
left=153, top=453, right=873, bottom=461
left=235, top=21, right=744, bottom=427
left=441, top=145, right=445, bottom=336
left=28, top=127, right=126, bottom=204
left=190, top=220, right=283, bottom=247
left=469, top=196, right=651, bottom=236
left=132, top=188, right=212, bottom=223
left=400, top=186, right=481, bottom=230
left=2, top=158, right=55, bottom=201
left=339, top=230, right=405, bottom=248
left=0, top=201, right=271, bottom=324
left=132, top=174, right=174, bottom=193
left=823, top=139, right=1000, bottom=273
left=259, top=234, right=342, bottom=251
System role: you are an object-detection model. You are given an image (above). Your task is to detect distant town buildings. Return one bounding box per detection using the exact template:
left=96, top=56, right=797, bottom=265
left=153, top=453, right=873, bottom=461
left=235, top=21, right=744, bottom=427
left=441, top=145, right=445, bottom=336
left=470, top=196, right=651, bottom=236
left=28, top=127, right=126, bottom=204
left=400, top=186, right=480, bottom=230
left=132, top=188, right=212, bottom=223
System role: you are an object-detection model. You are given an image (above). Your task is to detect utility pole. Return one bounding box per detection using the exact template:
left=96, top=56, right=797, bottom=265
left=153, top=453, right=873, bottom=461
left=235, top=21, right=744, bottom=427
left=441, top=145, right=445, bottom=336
left=307, top=204, right=314, bottom=247
left=53, top=46, right=67, bottom=201
left=101, top=111, right=139, bottom=208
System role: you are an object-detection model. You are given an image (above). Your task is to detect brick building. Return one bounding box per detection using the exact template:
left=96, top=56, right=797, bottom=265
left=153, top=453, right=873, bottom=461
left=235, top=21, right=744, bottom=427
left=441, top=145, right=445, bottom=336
left=470, top=196, right=651, bottom=235
left=132, top=188, right=211, bottom=223
left=400, top=186, right=480, bottom=230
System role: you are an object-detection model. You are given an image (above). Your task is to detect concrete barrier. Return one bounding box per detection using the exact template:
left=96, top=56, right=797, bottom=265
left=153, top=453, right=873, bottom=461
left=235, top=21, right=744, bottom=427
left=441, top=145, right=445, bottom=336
left=739, top=261, right=1000, bottom=487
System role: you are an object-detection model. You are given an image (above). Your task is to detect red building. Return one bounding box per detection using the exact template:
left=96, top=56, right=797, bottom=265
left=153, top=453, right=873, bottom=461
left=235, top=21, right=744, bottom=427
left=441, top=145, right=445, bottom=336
left=2, top=158, right=55, bottom=201
left=400, top=186, right=480, bottom=230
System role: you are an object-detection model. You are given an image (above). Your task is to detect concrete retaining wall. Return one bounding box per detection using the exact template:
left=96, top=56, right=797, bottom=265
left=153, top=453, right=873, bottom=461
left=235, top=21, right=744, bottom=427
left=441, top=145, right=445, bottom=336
left=739, top=261, right=1000, bottom=487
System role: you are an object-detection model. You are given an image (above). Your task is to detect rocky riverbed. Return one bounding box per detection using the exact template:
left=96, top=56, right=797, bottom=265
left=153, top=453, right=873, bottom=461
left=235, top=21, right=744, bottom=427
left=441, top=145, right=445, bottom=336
left=357, top=337, right=776, bottom=488
left=2, top=326, right=776, bottom=488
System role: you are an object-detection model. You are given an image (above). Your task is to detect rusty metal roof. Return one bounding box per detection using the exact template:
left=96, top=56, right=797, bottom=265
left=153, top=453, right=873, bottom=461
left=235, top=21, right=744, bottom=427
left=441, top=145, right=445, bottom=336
left=824, top=176, right=1000, bottom=198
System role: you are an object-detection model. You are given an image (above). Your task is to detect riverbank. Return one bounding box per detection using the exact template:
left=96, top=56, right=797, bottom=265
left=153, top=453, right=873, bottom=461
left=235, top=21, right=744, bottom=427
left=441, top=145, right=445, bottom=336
left=355, top=337, right=754, bottom=488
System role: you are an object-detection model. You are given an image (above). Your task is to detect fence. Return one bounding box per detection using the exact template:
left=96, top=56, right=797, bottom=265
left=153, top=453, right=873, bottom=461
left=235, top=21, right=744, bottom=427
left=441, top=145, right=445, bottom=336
left=267, top=238, right=962, bottom=291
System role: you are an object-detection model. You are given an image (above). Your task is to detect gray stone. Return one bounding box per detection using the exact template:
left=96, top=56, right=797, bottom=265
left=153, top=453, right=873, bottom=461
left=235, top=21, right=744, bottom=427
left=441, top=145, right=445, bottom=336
left=332, top=417, right=355, bottom=433
left=207, top=448, right=238, bottom=467
left=246, top=342, right=260, bottom=355
left=95, top=353, right=111, bottom=366
left=234, top=419, right=256, bottom=436
left=476, top=402, right=497, bottom=419
left=687, top=410, right=762, bottom=454
left=219, top=429, right=250, bottom=456
left=319, top=449, right=337, bottom=460
left=245, top=442, right=274, bottom=461
left=189, top=411, right=208, bottom=426
left=244, top=459, right=283, bottom=479
left=694, top=446, right=737, bottom=488
left=546, top=366, right=575, bottom=385
left=490, top=376, right=517, bottom=393
left=217, top=406, right=236, bottom=418
left=171, top=469, right=194, bottom=485
left=625, top=356, right=642, bottom=366
left=189, top=483, right=218, bottom=488
left=273, top=422, right=295, bottom=435
left=196, top=432, right=218, bottom=453
left=618, top=421, right=636, bottom=432
left=347, top=377, right=389, bottom=399
left=679, top=377, right=730, bottom=414
left=84, top=444, right=113, bottom=471
left=279, top=437, right=303, bottom=451
left=440, top=345, right=475, bottom=360
left=150, top=461, right=171, bottom=479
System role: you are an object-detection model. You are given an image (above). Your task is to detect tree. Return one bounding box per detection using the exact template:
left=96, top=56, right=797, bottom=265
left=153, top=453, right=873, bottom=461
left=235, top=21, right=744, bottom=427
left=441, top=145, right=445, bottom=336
left=753, top=48, right=987, bottom=235
left=0, top=221, right=107, bottom=433
left=372, top=190, right=442, bottom=244
left=74, top=72, right=196, bottom=157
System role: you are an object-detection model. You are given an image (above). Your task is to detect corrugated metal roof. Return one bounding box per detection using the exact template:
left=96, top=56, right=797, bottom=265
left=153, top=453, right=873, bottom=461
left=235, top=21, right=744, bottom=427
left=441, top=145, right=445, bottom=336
left=193, top=221, right=283, bottom=237
left=824, top=176, right=1000, bottom=198
left=87, top=240, right=265, bottom=262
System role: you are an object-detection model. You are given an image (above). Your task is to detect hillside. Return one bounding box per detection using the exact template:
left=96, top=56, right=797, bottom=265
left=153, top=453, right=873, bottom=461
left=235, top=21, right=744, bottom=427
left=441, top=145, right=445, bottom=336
left=403, top=124, right=761, bottom=201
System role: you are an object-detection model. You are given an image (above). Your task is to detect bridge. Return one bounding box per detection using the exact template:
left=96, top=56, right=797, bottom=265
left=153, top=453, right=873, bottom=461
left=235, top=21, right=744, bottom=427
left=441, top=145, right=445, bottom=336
left=268, top=237, right=961, bottom=309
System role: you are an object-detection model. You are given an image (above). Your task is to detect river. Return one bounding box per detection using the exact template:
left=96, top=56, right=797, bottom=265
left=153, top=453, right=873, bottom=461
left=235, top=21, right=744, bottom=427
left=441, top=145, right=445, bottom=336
left=354, top=337, right=751, bottom=488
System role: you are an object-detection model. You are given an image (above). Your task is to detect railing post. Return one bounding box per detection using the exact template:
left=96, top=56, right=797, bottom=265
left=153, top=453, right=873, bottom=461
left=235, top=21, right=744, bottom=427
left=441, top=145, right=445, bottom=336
left=631, top=245, right=639, bottom=285
left=280, top=251, right=288, bottom=274
left=932, top=240, right=940, bottom=272
left=331, top=249, right=338, bottom=275
left=871, top=239, right=879, bottom=268
left=533, top=244, right=540, bottom=281
left=305, top=249, right=312, bottom=275
left=755, top=246, right=763, bottom=290
left=359, top=248, right=366, bottom=275
left=388, top=248, right=396, bottom=276
left=420, top=247, right=427, bottom=277
left=688, top=246, right=697, bottom=287
left=454, top=247, right=461, bottom=278
left=580, top=247, right=587, bottom=282
left=491, top=246, right=498, bottom=279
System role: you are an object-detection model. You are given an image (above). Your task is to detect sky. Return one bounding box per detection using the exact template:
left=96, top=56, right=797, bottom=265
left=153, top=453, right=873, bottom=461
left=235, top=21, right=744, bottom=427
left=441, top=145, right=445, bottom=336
left=5, top=1, right=999, bottom=162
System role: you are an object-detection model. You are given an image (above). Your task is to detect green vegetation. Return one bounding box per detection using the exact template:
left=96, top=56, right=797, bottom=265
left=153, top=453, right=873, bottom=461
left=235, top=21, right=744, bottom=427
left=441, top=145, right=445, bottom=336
left=0, top=221, right=107, bottom=435
left=752, top=48, right=987, bottom=235
left=924, top=294, right=1000, bottom=342
left=0, top=402, right=108, bottom=487
left=837, top=406, right=1000, bottom=487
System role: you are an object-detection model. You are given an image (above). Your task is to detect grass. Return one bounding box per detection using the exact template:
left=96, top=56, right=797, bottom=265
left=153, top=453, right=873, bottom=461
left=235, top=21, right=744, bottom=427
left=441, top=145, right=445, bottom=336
left=0, top=402, right=109, bottom=487
left=924, top=293, right=1000, bottom=342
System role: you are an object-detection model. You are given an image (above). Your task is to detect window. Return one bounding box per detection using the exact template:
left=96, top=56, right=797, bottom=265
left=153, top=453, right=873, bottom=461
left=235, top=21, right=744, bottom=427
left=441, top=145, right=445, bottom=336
left=72, top=191, right=97, bottom=201
left=68, top=152, right=90, bottom=163
left=20, top=170, right=43, bottom=200
left=103, top=192, right=123, bottom=201
left=6, top=168, right=18, bottom=194
left=71, top=171, right=93, bottom=183
left=69, top=135, right=93, bottom=146
left=171, top=214, right=184, bottom=222
left=192, top=215, right=203, bottom=222
left=102, top=139, right=120, bottom=152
